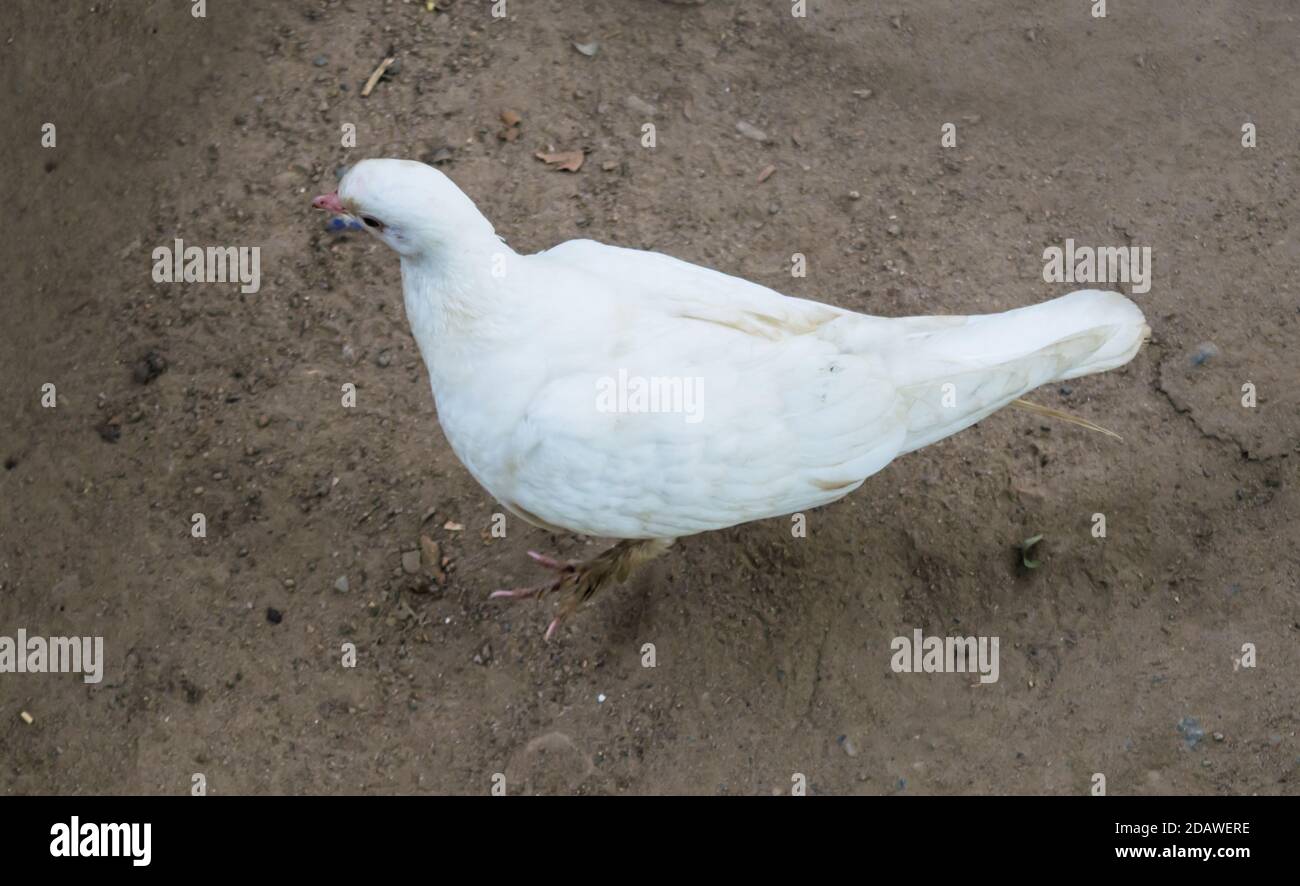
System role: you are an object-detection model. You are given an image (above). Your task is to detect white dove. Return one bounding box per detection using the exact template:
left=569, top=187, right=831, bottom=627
left=313, top=159, right=1149, bottom=639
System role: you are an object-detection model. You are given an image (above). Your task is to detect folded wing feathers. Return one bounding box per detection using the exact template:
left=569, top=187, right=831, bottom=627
left=500, top=244, right=1146, bottom=537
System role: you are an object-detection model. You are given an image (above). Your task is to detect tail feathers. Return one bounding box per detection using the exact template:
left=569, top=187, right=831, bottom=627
left=1047, top=290, right=1150, bottom=379
left=894, top=289, right=1148, bottom=453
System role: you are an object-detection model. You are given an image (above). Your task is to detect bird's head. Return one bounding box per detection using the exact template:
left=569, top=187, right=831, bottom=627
left=312, top=159, right=495, bottom=259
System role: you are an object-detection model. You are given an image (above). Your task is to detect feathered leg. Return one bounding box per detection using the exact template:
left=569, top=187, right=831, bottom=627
left=491, top=538, right=674, bottom=640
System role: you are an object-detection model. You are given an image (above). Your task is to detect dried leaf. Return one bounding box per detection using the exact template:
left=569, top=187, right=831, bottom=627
left=757, top=164, right=776, bottom=183
left=534, top=150, right=585, bottom=172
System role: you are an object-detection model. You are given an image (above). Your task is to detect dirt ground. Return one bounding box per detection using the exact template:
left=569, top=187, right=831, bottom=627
left=2, top=0, right=1296, bottom=795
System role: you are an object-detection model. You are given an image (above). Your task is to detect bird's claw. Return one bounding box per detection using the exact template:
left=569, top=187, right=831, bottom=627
left=543, top=615, right=565, bottom=642
left=488, top=579, right=561, bottom=602
left=490, top=541, right=664, bottom=641
left=488, top=551, right=576, bottom=601
left=489, top=551, right=582, bottom=641
left=524, top=550, right=577, bottom=572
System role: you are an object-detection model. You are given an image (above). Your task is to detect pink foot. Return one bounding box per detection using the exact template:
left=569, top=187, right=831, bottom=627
left=490, top=551, right=581, bottom=639
left=489, top=543, right=650, bottom=641
left=524, top=550, right=572, bottom=571
left=544, top=616, right=564, bottom=642
left=487, top=585, right=545, bottom=601
left=489, top=551, right=575, bottom=600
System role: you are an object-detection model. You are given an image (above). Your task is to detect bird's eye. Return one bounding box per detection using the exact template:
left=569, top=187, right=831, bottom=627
left=360, top=215, right=384, bottom=230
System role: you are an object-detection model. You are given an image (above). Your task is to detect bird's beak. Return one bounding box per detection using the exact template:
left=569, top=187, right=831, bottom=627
left=312, top=192, right=345, bottom=213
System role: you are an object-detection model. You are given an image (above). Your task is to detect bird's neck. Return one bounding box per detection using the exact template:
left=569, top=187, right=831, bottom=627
left=399, top=242, right=520, bottom=395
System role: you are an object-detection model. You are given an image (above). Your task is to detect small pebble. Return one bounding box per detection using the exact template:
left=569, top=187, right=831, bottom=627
left=401, top=550, right=422, bottom=574
left=266, top=607, right=283, bottom=624
left=1177, top=716, right=1205, bottom=749
left=334, top=575, right=350, bottom=593
left=132, top=351, right=168, bottom=385
left=625, top=95, right=657, bottom=116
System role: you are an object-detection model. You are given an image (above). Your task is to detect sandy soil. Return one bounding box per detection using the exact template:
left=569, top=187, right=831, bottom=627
left=1, top=0, right=1297, bottom=795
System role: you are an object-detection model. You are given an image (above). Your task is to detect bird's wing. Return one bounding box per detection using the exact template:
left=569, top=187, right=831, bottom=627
left=490, top=241, right=909, bottom=539
left=539, top=239, right=850, bottom=338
